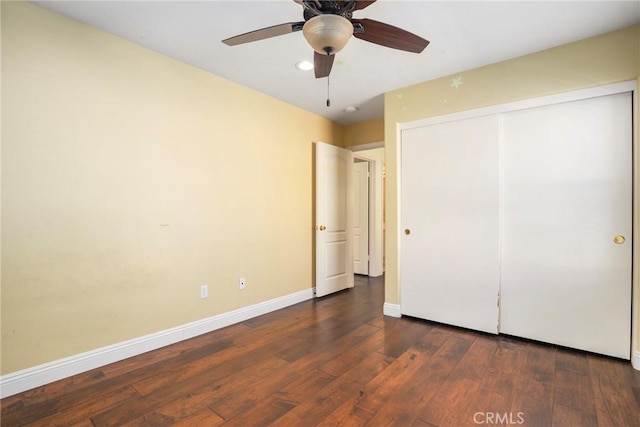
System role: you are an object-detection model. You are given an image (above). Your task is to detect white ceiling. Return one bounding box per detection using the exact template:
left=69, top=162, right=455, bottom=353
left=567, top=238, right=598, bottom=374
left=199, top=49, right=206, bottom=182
left=33, top=0, right=640, bottom=125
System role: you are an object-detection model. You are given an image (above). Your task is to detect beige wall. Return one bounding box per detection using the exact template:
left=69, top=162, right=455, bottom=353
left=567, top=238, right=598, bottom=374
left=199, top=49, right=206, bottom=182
left=385, top=25, right=639, bottom=347
left=343, top=117, right=384, bottom=148
left=1, top=2, right=344, bottom=374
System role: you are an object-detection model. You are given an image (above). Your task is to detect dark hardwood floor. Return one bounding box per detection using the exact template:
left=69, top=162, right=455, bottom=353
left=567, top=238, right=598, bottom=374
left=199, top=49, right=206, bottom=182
left=2, top=275, right=640, bottom=426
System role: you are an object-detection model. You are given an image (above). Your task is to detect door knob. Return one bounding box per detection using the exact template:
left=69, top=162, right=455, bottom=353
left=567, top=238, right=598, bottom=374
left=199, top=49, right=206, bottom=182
left=404, top=229, right=411, bottom=235
left=319, top=225, right=326, bottom=231
left=613, top=235, right=625, bottom=244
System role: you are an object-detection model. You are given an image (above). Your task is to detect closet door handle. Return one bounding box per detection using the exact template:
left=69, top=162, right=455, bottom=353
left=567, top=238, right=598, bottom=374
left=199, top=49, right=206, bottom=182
left=404, top=229, right=411, bottom=235
left=613, top=235, right=625, bottom=244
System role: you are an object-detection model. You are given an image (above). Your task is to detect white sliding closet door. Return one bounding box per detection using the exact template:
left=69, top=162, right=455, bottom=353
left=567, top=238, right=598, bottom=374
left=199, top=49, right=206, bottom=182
left=500, top=93, right=632, bottom=358
left=401, top=115, right=500, bottom=334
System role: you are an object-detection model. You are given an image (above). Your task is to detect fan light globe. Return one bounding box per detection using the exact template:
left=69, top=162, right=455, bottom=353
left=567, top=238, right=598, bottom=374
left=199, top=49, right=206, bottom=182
left=302, top=14, right=353, bottom=55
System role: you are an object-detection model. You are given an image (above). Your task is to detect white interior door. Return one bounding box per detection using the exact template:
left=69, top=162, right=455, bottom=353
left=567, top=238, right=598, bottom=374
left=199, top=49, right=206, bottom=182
left=315, top=142, right=354, bottom=297
left=401, top=115, right=501, bottom=334
left=500, top=93, right=632, bottom=358
left=353, top=161, right=369, bottom=275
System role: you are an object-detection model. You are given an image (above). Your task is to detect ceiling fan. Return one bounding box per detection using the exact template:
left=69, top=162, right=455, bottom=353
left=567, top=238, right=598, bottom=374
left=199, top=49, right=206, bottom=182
left=222, top=0, right=429, bottom=79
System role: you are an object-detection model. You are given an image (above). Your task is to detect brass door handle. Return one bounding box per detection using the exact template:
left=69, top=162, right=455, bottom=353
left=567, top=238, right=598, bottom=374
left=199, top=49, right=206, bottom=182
left=613, top=235, right=625, bottom=244
left=404, top=229, right=411, bottom=235
left=319, top=225, right=326, bottom=231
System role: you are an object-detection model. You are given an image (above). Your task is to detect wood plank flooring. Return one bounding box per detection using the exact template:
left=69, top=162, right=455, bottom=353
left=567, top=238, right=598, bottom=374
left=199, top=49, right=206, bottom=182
left=2, top=275, right=640, bottom=426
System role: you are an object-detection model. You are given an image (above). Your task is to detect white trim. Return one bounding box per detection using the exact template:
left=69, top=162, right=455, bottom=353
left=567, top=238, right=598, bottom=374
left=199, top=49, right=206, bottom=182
left=0, top=287, right=314, bottom=398
left=632, top=84, right=639, bottom=370
left=349, top=141, right=384, bottom=152
left=633, top=351, right=640, bottom=371
left=395, top=122, right=404, bottom=313
left=399, top=81, right=637, bottom=132
left=383, top=303, right=401, bottom=318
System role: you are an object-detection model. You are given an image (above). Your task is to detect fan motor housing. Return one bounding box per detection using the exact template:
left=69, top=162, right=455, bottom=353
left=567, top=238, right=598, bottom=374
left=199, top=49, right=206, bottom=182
left=303, top=1, right=354, bottom=21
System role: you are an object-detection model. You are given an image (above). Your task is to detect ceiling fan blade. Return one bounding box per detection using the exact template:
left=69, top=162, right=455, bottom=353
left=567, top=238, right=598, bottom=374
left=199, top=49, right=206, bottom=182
left=314, top=51, right=335, bottom=78
left=222, top=22, right=305, bottom=46
left=351, top=18, right=429, bottom=53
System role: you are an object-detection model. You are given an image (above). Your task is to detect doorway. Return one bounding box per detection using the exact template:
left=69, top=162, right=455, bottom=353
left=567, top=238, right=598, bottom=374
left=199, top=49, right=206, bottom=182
left=351, top=144, right=385, bottom=278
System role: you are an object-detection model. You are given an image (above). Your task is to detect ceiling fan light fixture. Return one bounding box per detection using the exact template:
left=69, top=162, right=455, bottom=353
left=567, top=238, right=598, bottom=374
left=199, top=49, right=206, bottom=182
left=302, top=14, right=353, bottom=55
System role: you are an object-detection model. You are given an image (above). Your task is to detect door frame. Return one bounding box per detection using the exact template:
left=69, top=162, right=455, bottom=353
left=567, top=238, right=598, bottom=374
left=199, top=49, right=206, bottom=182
left=350, top=142, right=385, bottom=277
left=352, top=158, right=370, bottom=275
left=396, top=80, right=639, bottom=369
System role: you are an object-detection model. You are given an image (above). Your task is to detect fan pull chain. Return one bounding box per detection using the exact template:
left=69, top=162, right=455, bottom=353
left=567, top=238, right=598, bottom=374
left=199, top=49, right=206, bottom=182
left=326, top=75, right=330, bottom=107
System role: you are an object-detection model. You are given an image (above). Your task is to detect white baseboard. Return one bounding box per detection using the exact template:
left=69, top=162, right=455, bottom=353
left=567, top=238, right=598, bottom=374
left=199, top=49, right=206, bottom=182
left=383, top=303, right=401, bottom=318
left=632, top=350, right=640, bottom=371
left=0, top=287, right=314, bottom=398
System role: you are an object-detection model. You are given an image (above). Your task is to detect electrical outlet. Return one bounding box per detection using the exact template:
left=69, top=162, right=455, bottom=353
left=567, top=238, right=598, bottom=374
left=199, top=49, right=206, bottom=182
left=239, top=277, right=246, bottom=290
left=200, top=284, right=208, bottom=299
